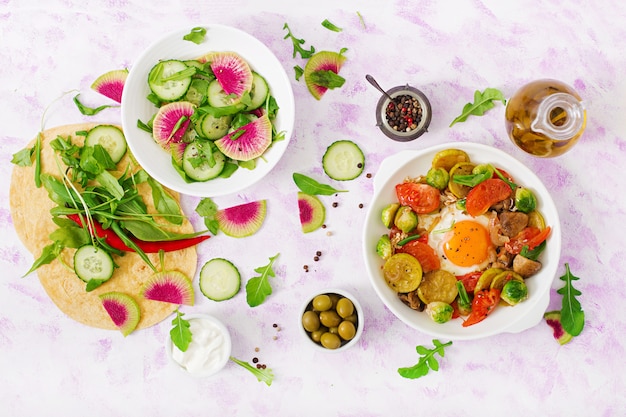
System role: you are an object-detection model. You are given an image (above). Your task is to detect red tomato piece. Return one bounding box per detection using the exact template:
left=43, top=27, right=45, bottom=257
left=395, top=182, right=441, bottom=214
left=396, top=240, right=441, bottom=273
left=462, top=288, right=501, bottom=327
left=465, top=178, right=513, bottom=217
left=505, top=226, right=552, bottom=254
left=456, top=271, right=482, bottom=293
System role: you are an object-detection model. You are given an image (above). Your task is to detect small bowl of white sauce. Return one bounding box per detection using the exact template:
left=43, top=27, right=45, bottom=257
left=165, top=313, right=232, bottom=377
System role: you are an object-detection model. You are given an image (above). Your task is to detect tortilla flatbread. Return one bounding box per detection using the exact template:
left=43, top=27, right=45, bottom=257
left=9, top=123, right=198, bottom=331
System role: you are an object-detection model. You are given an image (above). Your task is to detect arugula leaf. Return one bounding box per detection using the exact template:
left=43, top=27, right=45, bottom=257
left=357, top=11, right=366, bottom=29
left=398, top=339, right=453, bottom=379
left=245, top=253, right=280, bottom=307
left=73, top=94, right=118, bottom=116
left=11, top=147, right=34, bottom=167
left=23, top=241, right=64, bottom=277
left=309, top=70, right=345, bottom=89
left=283, top=23, right=316, bottom=59
left=293, top=173, right=347, bottom=196
left=195, top=197, right=219, bottom=235
left=449, top=88, right=506, bottom=127
left=230, top=356, right=274, bottom=386
left=170, top=310, right=192, bottom=352
left=294, top=65, right=304, bottom=81
left=321, top=19, right=342, bottom=32
left=183, top=26, right=206, bottom=44
left=556, top=263, right=585, bottom=336
left=147, top=177, right=183, bottom=225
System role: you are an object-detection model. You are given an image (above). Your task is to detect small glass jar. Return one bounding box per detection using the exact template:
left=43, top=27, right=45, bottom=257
left=375, top=84, right=432, bottom=142
left=505, top=79, right=586, bottom=157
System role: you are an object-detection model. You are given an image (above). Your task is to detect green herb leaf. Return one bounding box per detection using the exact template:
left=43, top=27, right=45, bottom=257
left=449, top=88, right=506, bottom=127
left=230, top=356, right=274, bottom=386
left=245, top=253, right=280, bottom=307
left=170, top=310, right=192, bottom=352
left=283, top=23, right=316, bottom=59
left=11, top=147, right=34, bottom=167
left=23, top=241, right=64, bottom=277
left=293, top=173, right=347, bottom=196
left=85, top=279, right=107, bottom=292
left=73, top=94, right=118, bottom=116
left=147, top=177, right=183, bottom=225
left=183, top=26, right=206, bottom=44
left=556, top=263, right=585, bottom=336
left=309, top=70, right=345, bottom=89
left=398, top=339, right=453, bottom=379
left=195, top=197, right=219, bottom=235
left=357, top=11, right=366, bottom=29
left=294, top=65, right=304, bottom=81
left=321, top=19, right=342, bottom=32
left=96, top=170, right=124, bottom=200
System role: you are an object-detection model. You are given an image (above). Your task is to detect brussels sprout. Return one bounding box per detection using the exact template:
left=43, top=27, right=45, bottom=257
left=501, top=279, right=528, bottom=305
left=456, top=198, right=467, bottom=211
left=425, top=167, right=450, bottom=190
left=376, top=234, right=393, bottom=260
left=515, top=187, right=537, bottom=213
left=472, top=163, right=495, bottom=177
left=394, top=206, right=418, bottom=233
left=425, top=301, right=454, bottom=324
left=381, top=203, right=400, bottom=228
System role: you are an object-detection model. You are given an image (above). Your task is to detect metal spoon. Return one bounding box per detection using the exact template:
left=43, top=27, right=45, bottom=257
left=365, top=74, right=393, bottom=100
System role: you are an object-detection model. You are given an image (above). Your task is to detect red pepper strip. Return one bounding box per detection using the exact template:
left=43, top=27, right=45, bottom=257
left=67, top=214, right=210, bottom=253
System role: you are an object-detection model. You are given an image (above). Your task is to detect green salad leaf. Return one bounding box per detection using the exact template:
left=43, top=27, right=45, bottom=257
left=73, top=94, right=118, bottom=116
left=230, top=356, right=274, bottom=386
left=293, top=172, right=347, bottom=196
left=321, top=19, right=342, bottom=32
left=556, top=263, right=585, bottom=336
left=398, top=339, right=453, bottom=379
left=183, top=27, right=206, bottom=44
left=308, top=70, right=345, bottom=89
left=449, top=88, right=506, bottom=127
left=170, top=310, right=192, bottom=352
left=245, top=253, right=280, bottom=307
left=283, top=23, right=316, bottom=59
left=195, top=197, right=220, bottom=235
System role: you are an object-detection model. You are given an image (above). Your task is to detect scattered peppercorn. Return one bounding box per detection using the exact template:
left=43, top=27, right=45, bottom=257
left=316, top=251, right=322, bottom=256
left=253, top=357, right=259, bottom=363
left=332, top=202, right=338, bottom=208
left=358, top=203, right=364, bottom=209
left=366, top=173, right=372, bottom=178
left=273, top=323, right=278, bottom=328
left=314, top=256, right=319, bottom=262
left=386, top=94, right=422, bottom=132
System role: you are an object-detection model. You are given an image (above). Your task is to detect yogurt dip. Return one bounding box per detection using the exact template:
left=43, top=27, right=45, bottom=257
left=169, top=314, right=231, bottom=377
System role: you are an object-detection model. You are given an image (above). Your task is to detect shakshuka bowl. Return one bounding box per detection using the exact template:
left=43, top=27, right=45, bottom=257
left=362, top=142, right=561, bottom=340
left=121, top=24, right=295, bottom=197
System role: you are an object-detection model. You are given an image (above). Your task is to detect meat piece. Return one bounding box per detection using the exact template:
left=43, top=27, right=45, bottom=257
left=499, top=211, right=529, bottom=237
left=398, top=291, right=424, bottom=311
left=513, top=254, right=542, bottom=277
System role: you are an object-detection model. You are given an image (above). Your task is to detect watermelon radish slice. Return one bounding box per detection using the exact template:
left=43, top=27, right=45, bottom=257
left=152, top=101, right=195, bottom=149
left=216, top=200, right=267, bottom=237
left=200, top=51, right=253, bottom=98
left=91, top=69, right=128, bottom=103
left=304, top=51, right=347, bottom=100
left=298, top=192, right=326, bottom=233
left=142, top=271, right=194, bottom=306
left=214, top=114, right=272, bottom=161
left=544, top=310, right=574, bottom=345
left=99, top=292, right=141, bottom=336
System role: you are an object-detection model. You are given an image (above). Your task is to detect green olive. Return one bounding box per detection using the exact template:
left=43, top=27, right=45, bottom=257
left=319, top=310, right=341, bottom=328
left=336, top=297, right=355, bottom=318
left=302, top=310, right=321, bottom=332
left=338, top=320, right=356, bottom=341
left=320, top=332, right=341, bottom=349
left=328, top=293, right=341, bottom=308
left=328, top=326, right=339, bottom=334
left=310, top=327, right=326, bottom=343
left=312, top=294, right=332, bottom=311
left=343, top=314, right=358, bottom=325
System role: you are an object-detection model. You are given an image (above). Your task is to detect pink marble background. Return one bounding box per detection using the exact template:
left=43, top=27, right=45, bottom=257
left=1, top=0, right=625, bottom=416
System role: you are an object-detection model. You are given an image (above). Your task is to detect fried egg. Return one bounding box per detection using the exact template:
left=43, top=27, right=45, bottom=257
left=424, top=205, right=495, bottom=275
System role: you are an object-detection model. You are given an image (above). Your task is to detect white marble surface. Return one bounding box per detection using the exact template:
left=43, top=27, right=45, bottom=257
left=1, top=0, right=625, bottom=416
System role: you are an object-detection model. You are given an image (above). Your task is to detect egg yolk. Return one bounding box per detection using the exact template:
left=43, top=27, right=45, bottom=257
left=443, top=220, right=491, bottom=267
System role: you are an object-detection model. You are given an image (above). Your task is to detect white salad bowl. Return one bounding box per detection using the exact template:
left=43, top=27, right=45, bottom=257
left=362, top=142, right=562, bottom=340
left=121, top=24, right=295, bottom=197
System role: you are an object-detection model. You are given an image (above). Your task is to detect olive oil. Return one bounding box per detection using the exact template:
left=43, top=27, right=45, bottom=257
left=505, top=79, right=586, bottom=157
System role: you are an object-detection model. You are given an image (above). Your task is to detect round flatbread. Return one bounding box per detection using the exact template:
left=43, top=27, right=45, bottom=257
left=10, top=123, right=198, bottom=331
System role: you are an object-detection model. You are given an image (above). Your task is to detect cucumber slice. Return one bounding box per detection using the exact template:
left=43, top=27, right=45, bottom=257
left=84, top=125, right=127, bottom=163
left=207, top=79, right=243, bottom=107
left=184, top=78, right=209, bottom=106
left=199, top=258, right=241, bottom=301
left=182, top=142, right=225, bottom=181
left=148, top=60, right=193, bottom=102
left=200, top=113, right=232, bottom=140
left=74, top=245, right=114, bottom=283
left=322, top=140, right=365, bottom=181
left=247, top=72, right=269, bottom=110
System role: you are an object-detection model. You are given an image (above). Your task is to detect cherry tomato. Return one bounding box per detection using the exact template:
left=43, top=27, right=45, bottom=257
left=395, top=182, right=441, bottom=214
left=465, top=178, right=513, bottom=217
left=456, top=271, right=482, bottom=293
left=462, top=288, right=501, bottom=327
left=397, top=240, right=440, bottom=273
left=505, top=226, right=552, bottom=254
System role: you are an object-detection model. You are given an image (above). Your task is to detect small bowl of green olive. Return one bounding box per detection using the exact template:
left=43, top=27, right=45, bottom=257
left=300, top=289, right=364, bottom=352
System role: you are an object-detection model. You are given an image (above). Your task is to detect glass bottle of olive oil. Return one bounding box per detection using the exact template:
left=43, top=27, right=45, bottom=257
left=505, top=79, right=586, bottom=157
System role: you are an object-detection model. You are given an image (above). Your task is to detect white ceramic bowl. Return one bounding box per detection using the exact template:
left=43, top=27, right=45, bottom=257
left=362, top=142, right=561, bottom=340
left=165, top=313, right=232, bottom=377
left=121, top=24, right=295, bottom=197
left=299, top=289, right=364, bottom=352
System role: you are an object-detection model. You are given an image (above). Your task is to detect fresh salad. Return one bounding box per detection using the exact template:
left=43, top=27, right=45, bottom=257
left=137, top=50, right=283, bottom=183
left=375, top=148, right=551, bottom=327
